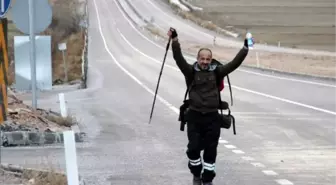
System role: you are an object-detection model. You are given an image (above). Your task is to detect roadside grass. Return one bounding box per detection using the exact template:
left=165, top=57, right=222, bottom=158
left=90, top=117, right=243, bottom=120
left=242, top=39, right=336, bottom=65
left=1, top=156, right=72, bottom=185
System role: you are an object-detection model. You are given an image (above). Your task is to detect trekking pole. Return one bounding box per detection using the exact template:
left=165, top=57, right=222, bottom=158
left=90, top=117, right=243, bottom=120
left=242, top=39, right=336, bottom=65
left=148, top=37, right=171, bottom=124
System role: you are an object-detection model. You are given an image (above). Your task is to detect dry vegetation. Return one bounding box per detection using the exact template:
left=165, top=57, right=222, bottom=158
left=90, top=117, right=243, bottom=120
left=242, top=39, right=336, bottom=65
left=145, top=0, right=336, bottom=78
left=1, top=164, right=68, bottom=185
left=166, top=0, right=336, bottom=52
left=2, top=88, right=78, bottom=132
left=145, top=26, right=336, bottom=78
left=7, top=0, right=86, bottom=85
left=168, top=3, right=228, bottom=36
left=45, top=114, right=78, bottom=127
left=23, top=169, right=67, bottom=185
left=1, top=168, right=24, bottom=184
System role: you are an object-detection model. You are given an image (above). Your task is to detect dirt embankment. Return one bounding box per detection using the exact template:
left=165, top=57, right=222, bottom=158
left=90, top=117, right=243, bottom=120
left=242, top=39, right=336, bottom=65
left=146, top=25, right=336, bottom=78
left=0, top=89, right=78, bottom=133
left=149, top=1, right=336, bottom=78
left=0, top=0, right=86, bottom=133
left=183, top=42, right=336, bottom=78
left=1, top=164, right=68, bottom=185
left=168, top=0, right=336, bottom=52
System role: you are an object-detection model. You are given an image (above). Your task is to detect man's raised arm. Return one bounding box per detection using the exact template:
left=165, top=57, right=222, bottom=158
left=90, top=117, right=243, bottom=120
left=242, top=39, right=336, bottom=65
left=168, top=28, right=192, bottom=77
left=217, top=39, right=249, bottom=78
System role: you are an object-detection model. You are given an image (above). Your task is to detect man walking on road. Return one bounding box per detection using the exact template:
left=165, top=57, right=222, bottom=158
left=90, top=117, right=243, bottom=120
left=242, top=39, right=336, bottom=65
left=167, top=27, right=249, bottom=185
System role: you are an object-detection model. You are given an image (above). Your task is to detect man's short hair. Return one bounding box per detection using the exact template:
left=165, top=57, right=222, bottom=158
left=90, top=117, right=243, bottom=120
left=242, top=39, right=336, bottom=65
left=197, top=48, right=212, bottom=58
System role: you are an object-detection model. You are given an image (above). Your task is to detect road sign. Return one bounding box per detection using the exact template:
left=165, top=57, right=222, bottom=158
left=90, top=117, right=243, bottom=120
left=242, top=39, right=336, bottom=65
left=11, top=0, right=52, bottom=34
left=58, top=43, right=67, bottom=51
left=11, top=0, right=52, bottom=110
left=0, top=0, right=11, bottom=18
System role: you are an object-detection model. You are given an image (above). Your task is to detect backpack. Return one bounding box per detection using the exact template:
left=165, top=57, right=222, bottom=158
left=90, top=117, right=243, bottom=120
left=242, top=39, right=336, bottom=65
left=184, top=60, right=233, bottom=106
left=219, top=80, right=224, bottom=91
left=179, top=60, right=237, bottom=135
left=212, top=59, right=233, bottom=106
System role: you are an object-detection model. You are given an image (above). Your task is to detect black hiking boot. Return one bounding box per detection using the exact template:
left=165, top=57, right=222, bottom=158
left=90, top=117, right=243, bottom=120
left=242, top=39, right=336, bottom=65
left=193, top=176, right=202, bottom=185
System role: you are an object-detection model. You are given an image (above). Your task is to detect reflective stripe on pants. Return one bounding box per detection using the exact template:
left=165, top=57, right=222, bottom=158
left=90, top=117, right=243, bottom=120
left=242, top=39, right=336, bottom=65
left=189, top=158, right=201, bottom=166
left=203, top=162, right=215, bottom=171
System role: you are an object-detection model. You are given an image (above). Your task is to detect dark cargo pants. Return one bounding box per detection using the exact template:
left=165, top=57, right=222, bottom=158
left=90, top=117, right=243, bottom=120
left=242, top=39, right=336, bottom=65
left=186, top=109, right=221, bottom=183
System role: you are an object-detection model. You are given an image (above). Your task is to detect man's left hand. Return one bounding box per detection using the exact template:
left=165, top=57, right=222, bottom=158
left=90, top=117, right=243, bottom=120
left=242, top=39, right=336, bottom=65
left=244, top=38, right=248, bottom=49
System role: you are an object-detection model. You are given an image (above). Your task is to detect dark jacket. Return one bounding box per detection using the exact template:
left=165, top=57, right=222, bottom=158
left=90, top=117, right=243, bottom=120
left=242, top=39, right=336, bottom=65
left=172, top=39, right=248, bottom=113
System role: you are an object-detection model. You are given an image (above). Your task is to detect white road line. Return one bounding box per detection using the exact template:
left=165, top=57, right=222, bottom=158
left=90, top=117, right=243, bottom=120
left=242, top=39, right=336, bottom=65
left=146, top=0, right=336, bottom=84
left=262, top=170, right=278, bottom=176
left=275, top=179, right=294, bottom=185
left=224, top=144, right=236, bottom=149
left=237, top=69, right=336, bottom=88
left=232, top=150, right=245, bottom=154
left=232, top=85, right=336, bottom=116
left=113, top=0, right=170, bottom=50
left=113, top=2, right=336, bottom=116
left=242, top=156, right=255, bottom=161
left=97, top=2, right=283, bottom=181
left=112, top=0, right=336, bottom=116
left=94, top=3, right=296, bottom=184
left=116, top=28, right=178, bottom=72
left=147, top=0, right=336, bottom=59
left=145, top=0, right=217, bottom=40
left=233, top=112, right=310, bottom=115
left=235, top=117, right=334, bottom=121
left=251, top=162, right=266, bottom=168
left=93, top=0, right=179, bottom=116
left=218, top=140, right=228, bottom=144
left=114, top=0, right=336, bottom=87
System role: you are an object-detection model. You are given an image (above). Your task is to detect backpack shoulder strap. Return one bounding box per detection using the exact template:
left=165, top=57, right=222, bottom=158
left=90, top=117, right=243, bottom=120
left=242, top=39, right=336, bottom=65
left=214, top=66, right=233, bottom=106
left=183, top=66, right=195, bottom=101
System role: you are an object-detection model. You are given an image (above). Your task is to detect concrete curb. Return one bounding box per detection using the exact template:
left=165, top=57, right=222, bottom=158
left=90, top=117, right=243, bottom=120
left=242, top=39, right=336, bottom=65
left=168, top=1, right=241, bottom=38
left=168, top=0, right=190, bottom=11
left=238, top=64, right=336, bottom=82
left=1, top=131, right=86, bottom=147
left=179, top=0, right=203, bottom=11
left=165, top=0, right=335, bottom=56
left=117, top=0, right=335, bottom=81
left=115, top=0, right=147, bottom=27
left=1, top=163, right=86, bottom=185
left=124, top=0, right=150, bottom=24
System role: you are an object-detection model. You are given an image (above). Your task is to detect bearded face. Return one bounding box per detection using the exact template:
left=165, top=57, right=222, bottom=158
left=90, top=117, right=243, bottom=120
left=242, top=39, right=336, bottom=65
left=197, top=49, right=212, bottom=70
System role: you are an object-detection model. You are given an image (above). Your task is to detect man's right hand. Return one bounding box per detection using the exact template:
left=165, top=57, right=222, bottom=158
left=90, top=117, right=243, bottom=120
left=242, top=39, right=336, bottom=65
left=167, top=27, right=178, bottom=39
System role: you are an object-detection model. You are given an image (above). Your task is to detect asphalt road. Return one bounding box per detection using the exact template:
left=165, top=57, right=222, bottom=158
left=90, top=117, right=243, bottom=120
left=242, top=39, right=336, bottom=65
left=1, top=0, right=336, bottom=185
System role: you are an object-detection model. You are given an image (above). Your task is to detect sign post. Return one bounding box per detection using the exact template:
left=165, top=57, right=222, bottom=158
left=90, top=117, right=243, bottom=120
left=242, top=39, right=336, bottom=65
left=11, top=0, right=52, bottom=110
left=0, top=20, right=8, bottom=123
left=28, top=0, right=37, bottom=109
left=0, top=0, right=10, bottom=165
left=0, top=0, right=10, bottom=125
left=58, top=42, right=68, bottom=82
